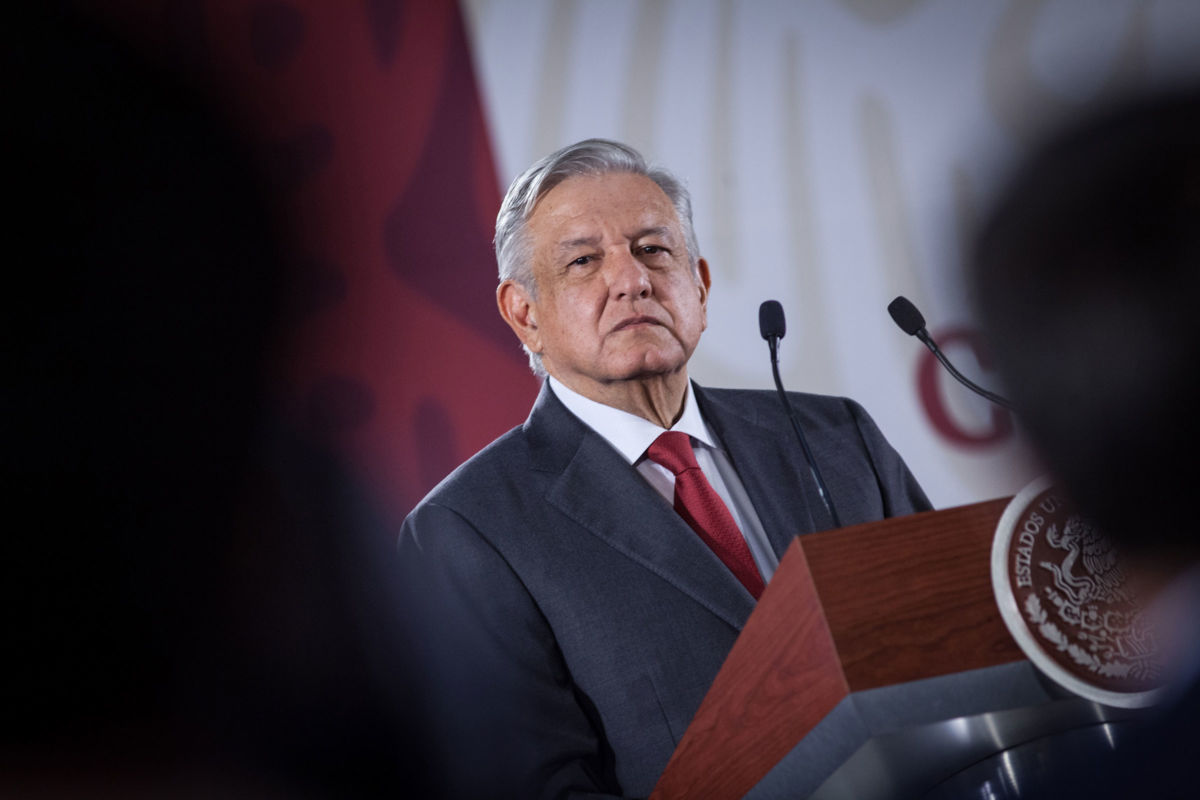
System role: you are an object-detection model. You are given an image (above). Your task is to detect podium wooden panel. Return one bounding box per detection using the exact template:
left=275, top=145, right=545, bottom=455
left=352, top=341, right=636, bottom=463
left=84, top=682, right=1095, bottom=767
left=652, top=498, right=1022, bottom=800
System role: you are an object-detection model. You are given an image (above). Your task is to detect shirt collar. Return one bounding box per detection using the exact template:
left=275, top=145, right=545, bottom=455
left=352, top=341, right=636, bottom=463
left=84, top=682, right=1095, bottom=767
left=546, top=375, right=718, bottom=464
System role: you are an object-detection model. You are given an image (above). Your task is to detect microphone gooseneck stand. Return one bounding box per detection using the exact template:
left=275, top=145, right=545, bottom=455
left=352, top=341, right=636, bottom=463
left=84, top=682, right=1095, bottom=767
left=758, top=300, right=843, bottom=530
left=886, top=295, right=1014, bottom=411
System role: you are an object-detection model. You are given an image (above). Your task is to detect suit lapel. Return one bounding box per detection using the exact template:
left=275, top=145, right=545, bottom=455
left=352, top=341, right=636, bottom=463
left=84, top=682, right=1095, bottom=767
left=525, top=383, right=756, bottom=631
left=694, top=384, right=824, bottom=556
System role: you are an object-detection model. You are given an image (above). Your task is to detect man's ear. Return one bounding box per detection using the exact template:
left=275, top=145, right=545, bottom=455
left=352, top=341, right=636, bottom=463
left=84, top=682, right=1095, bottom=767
left=497, top=279, right=542, bottom=355
left=696, top=257, right=712, bottom=302
left=696, top=258, right=712, bottom=328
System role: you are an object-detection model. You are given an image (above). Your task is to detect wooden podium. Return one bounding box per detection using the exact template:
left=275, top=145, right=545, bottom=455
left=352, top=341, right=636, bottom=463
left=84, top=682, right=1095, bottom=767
left=652, top=498, right=1026, bottom=799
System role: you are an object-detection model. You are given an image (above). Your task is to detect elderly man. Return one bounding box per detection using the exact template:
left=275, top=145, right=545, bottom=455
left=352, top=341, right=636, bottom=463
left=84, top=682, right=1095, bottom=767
left=400, top=139, right=929, bottom=799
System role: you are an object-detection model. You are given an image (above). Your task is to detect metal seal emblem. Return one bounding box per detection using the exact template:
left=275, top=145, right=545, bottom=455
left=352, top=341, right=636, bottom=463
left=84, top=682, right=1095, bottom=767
left=992, top=476, right=1163, bottom=707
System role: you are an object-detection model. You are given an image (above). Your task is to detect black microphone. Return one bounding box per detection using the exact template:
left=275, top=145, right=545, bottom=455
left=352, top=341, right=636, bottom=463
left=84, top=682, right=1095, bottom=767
left=759, top=299, right=786, bottom=370
left=887, top=296, right=1014, bottom=410
left=758, top=300, right=842, bottom=529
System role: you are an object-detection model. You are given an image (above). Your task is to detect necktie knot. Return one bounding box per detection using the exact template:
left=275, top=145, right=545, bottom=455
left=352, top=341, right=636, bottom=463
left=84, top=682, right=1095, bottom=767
left=646, top=431, right=699, bottom=476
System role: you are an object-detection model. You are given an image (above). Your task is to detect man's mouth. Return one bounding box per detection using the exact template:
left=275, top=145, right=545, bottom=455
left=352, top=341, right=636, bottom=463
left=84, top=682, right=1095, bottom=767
left=612, top=316, right=663, bottom=332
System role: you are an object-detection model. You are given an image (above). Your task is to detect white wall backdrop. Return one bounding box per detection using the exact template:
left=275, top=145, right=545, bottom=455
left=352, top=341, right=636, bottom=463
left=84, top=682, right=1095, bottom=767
left=462, top=0, right=1200, bottom=510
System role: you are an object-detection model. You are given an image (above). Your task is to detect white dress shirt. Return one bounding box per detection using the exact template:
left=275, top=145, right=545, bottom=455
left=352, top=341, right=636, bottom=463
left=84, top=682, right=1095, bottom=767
left=546, top=376, right=779, bottom=584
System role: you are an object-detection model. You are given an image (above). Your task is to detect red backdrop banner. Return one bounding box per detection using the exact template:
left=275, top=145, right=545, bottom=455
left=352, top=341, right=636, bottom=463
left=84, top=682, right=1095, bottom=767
left=92, top=0, right=539, bottom=524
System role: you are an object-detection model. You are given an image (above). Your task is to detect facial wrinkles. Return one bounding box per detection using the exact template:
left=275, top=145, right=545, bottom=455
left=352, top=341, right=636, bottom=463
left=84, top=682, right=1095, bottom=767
left=521, top=172, right=705, bottom=393
left=593, top=234, right=682, bottom=345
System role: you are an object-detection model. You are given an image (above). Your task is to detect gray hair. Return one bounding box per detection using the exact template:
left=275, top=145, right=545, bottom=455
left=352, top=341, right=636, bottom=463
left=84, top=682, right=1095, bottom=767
left=494, top=138, right=702, bottom=375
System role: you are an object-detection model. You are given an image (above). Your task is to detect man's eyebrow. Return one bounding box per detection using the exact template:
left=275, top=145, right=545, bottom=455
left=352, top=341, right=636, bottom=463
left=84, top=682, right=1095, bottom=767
left=634, top=226, right=673, bottom=241
left=553, top=227, right=676, bottom=253
left=555, top=235, right=602, bottom=253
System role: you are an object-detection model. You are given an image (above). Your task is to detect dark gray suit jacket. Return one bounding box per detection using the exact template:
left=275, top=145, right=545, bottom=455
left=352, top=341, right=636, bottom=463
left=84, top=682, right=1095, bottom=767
left=399, top=382, right=930, bottom=799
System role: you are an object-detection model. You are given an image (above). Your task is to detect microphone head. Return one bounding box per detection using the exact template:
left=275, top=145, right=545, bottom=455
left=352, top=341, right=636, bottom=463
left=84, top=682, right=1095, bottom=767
left=759, top=300, right=786, bottom=341
left=888, top=296, right=927, bottom=336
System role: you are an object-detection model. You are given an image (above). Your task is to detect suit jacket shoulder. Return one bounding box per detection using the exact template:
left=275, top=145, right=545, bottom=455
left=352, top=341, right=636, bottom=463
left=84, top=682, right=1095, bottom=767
left=694, top=385, right=931, bottom=540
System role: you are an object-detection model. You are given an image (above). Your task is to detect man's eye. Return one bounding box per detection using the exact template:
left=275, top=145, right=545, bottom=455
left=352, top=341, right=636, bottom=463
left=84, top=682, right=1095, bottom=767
left=640, top=245, right=664, bottom=255
left=569, top=255, right=593, bottom=266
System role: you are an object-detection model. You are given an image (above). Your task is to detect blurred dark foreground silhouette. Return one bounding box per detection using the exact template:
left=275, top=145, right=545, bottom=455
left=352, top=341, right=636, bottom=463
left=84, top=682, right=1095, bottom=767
left=970, top=83, right=1200, bottom=800
left=3, top=7, right=435, bottom=797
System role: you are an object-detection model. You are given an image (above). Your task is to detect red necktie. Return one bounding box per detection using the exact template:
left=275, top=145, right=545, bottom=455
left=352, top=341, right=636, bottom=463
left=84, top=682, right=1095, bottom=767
left=646, top=432, right=765, bottom=599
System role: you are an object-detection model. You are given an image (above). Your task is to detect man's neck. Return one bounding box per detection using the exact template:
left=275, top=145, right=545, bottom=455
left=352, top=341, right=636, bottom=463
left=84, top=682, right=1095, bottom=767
left=550, top=371, right=689, bottom=429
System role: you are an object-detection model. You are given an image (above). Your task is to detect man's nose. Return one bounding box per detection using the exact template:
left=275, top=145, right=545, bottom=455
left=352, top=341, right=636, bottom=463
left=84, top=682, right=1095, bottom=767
left=605, top=249, right=652, bottom=299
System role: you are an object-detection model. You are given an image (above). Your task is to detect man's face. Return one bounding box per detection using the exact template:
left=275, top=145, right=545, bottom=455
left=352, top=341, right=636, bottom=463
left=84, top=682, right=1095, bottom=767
left=499, top=172, right=710, bottom=397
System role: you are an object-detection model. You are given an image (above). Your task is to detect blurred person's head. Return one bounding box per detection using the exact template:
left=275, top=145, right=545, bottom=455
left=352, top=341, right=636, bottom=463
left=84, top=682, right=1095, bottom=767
left=970, top=84, right=1200, bottom=569
left=3, top=7, right=430, bottom=795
